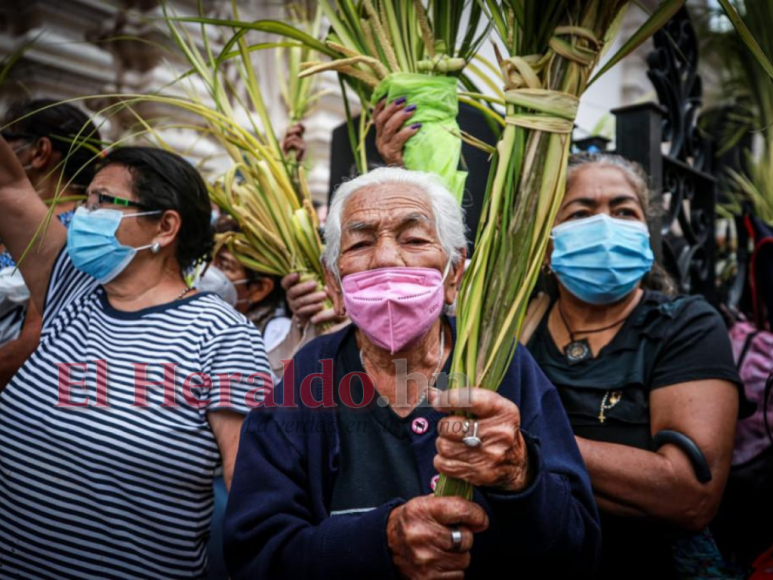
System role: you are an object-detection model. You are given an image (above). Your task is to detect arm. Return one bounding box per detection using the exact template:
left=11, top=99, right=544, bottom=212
left=0, top=299, right=42, bottom=389
left=577, top=378, right=738, bottom=532
left=0, top=136, right=66, bottom=312
left=201, top=320, right=271, bottom=490
left=282, top=123, right=307, bottom=162
left=482, top=387, right=601, bottom=573
left=207, top=410, right=245, bottom=490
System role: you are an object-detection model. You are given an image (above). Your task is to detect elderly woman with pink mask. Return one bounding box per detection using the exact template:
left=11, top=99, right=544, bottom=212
left=224, top=167, right=600, bottom=579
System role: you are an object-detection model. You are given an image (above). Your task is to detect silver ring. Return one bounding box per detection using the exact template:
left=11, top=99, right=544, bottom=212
left=462, top=420, right=482, bottom=448
left=449, top=527, right=463, bottom=552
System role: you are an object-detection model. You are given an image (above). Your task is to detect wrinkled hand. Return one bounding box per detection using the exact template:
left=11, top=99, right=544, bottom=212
left=281, top=273, right=343, bottom=327
left=374, top=98, right=421, bottom=167
left=387, top=495, right=489, bottom=580
left=429, top=388, right=531, bottom=492
left=282, top=123, right=307, bottom=162
left=0, top=134, right=29, bottom=190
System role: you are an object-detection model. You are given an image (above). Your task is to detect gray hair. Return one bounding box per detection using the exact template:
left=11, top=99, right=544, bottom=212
left=567, top=152, right=654, bottom=219
left=323, top=167, right=467, bottom=278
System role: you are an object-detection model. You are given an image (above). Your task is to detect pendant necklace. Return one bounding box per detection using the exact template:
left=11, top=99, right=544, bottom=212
left=557, top=301, right=630, bottom=366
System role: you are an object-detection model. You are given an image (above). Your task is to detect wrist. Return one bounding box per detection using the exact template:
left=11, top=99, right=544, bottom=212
left=385, top=504, right=402, bottom=553
left=382, top=152, right=404, bottom=167
left=500, top=431, right=532, bottom=492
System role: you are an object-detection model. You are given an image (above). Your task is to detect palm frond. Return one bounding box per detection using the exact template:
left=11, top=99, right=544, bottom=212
left=435, top=0, right=685, bottom=499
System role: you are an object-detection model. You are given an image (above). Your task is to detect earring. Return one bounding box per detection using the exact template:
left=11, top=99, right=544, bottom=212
left=541, top=262, right=553, bottom=276
left=151, top=242, right=161, bottom=254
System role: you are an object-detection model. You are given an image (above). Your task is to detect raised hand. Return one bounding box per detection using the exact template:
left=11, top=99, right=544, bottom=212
left=373, top=98, right=421, bottom=167
left=430, top=387, right=531, bottom=492
left=282, top=123, right=307, bottom=162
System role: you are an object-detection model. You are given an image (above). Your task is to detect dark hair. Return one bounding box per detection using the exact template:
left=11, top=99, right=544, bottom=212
left=101, top=147, right=214, bottom=271
left=3, top=98, right=102, bottom=188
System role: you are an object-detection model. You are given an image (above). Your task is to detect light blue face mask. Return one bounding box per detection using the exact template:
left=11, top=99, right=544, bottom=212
left=550, top=213, right=654, bottom=305
left=66, top=206, right=162, bottom=284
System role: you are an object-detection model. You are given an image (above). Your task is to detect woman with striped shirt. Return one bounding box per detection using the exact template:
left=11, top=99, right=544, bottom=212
left=0, top=138, right=270, bottom=578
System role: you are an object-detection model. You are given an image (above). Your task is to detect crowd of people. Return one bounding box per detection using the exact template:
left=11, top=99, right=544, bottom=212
left=0, top=98, right=764, bottom=579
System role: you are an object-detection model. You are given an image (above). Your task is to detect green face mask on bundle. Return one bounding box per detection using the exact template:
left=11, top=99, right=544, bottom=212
left=371, top=73, right=467, bottom=203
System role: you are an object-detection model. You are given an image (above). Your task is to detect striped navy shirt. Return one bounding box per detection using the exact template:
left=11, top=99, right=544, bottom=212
left=0, top=250, right=270, bottom=579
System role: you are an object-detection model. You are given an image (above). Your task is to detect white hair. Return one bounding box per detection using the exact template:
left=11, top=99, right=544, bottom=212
left=323, top=167, right=468, bottom=278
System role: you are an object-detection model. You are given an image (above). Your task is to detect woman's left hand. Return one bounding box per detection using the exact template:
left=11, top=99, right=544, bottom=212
left=430, top=388, right=531, bottom=492
left=373, top=98, right=419, bottom=167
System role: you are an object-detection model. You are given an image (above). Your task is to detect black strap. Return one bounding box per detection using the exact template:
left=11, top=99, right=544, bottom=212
left=737, top=330, right=762, bottom=370
left=652, top=430, right=712, bottom=484
left=764, top=369, right=773, bottom=446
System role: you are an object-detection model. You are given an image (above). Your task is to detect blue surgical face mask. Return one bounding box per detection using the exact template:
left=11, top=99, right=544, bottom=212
left=67, top=206, right=162, bottom=284
left=550, top=213, right=654, bottom=305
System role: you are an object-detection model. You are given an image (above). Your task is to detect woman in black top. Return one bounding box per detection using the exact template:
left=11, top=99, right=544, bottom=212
left=526, top=153, right=742, bottom=579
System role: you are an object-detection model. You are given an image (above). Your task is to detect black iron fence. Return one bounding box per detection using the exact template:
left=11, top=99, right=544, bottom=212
left=575, top=7, right=719, bottom=303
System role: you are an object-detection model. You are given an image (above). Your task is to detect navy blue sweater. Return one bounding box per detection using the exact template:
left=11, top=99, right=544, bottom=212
left=224, top=320, right=601, bottom=578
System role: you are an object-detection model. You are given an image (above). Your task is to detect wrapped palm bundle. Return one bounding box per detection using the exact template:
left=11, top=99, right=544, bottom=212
left=434, top=0, right=685, bottom=499
left=298, top=0, right=491, bottom=201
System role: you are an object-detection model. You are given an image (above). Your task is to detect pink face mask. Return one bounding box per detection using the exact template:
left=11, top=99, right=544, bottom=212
left=342, top=265, right=448, bottom=354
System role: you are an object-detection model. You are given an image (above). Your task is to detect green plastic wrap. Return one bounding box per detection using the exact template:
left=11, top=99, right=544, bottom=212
left=371, top=73, right=467, bottom=202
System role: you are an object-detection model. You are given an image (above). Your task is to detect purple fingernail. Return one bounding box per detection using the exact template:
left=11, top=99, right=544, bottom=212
left=405, top=104, right=417, bottom=112
left=394, top=96, right=407, bottom=105
left=410, top=122, right=422, bottom=130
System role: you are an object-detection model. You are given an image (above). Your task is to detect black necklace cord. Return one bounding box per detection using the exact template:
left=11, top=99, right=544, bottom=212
left=557, top=300, right=630, bottom=342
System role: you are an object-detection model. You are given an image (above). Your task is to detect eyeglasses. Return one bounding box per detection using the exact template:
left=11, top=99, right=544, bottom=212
left=84, top=192, right=155, bottom=211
